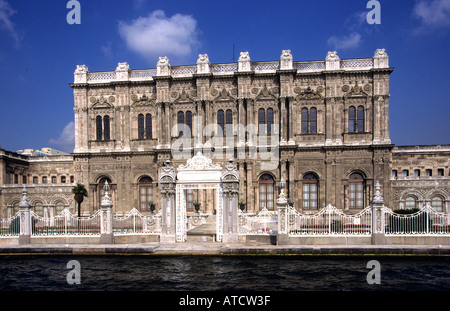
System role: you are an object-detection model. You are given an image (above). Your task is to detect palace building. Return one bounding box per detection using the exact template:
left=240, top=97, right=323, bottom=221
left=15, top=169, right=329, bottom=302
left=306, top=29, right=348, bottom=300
left=0, top=49, right=449, bottom=218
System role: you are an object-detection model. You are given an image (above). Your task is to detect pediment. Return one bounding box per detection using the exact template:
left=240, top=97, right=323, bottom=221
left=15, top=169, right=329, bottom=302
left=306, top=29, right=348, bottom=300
left=131, top=94, right=156, bottom=106
left=90, top=96, right=115, bottom=109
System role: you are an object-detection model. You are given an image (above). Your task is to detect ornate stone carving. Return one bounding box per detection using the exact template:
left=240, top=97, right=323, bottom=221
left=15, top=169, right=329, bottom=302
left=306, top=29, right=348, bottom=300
left=157, top=56, right=170, bottom=76
left=196, top=54, right=210, bottom=74
left=178, top=152, right=221, bottom=171
left=238, top=52, right=251, bottom=72
left=373, top=49, right=389, bottom=69
left=280, top=50, right=293, bottom=70
left=325, top=51, right=340, bottom=71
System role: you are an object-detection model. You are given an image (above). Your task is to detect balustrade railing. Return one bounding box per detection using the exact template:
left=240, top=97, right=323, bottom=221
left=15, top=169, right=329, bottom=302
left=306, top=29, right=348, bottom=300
left=238, top=208, right=278, bottom=234
left=384, top=205, right=450, bottom=235
left=287, top=205, right=372, bottom=236
left=31, top=209, right=101, bottom=236
left=0, top=212, right=20, bottom=237
left=113, top=208, right=162, bottom=235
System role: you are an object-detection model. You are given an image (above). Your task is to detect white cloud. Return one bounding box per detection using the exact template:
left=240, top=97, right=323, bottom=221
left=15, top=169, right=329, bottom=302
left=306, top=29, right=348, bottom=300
left=0, top=0, right=20, bottom=47
left=49, top=121, right=75, bottom=153
left=413, top=0, right=450, bottom=33
left=327, top=32, right=362, bottom=50
left=118, top=10, right=200, bottom=62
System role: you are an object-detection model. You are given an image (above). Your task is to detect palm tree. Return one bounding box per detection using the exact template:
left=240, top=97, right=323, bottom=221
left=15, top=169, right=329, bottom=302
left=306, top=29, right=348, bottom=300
left=72, top=183, right=88, bottom=218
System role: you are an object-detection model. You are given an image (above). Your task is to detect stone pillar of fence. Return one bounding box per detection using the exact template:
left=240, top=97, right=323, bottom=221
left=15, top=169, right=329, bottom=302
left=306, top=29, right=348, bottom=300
left=19, top=186, right=32, bottom=245
left=100, top=181, right=114, bottom=244
left=276, top=179, right=289, bottom=245
left=222, top=159, right=240, bottom=243
left=371, top=181, right=386, bottom=245
left=159, top=160, right=176, bottom=243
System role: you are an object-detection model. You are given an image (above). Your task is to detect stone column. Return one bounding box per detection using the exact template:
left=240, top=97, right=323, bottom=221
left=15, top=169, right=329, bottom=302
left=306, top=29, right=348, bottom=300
left=371, top=181, right=386, bottom=245
left=159, top=160, right=176, bottom=243
left=276, top=179, right=289, bottom=245
left=19, top=186, right=31, bottom=245
left=222, top=159, right=240, bottom=243
left=100, top=181, right=114, bottom=244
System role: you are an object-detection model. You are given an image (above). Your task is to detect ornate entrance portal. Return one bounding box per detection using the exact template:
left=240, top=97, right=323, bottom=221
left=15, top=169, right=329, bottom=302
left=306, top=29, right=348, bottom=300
left=158, top=152, right=239, bottom=243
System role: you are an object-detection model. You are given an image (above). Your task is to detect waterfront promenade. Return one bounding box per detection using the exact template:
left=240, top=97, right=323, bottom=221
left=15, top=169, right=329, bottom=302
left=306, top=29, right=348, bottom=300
left=0, top=242, right=449, bottom=256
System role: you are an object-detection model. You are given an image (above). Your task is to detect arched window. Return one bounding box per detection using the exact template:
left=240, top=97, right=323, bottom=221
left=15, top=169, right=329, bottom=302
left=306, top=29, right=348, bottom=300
left=139, top=176, right=153, bottom=212
left=96, top=115, right=103, bottom=140
left=177, top=111, right=184, bottom=136
left=357, top=106, right=365, bottom=132
left=98, top=177, right=112, bottom=206
left=267, top=108, right=274, bottom=136
left=226, top=109, right=233, bottom=136
left=138, top=114, right=145, bottom=139
left=103, top=115, right=110, bottom=140
left=146, top=114, right=152, bottom=139
left=348, top=106, right=356, bottom=133
left=217, top=110, right=224, bottom=134
left=34, top=202, right=44, bottom=217
left=138, top=114, right=152, bottom=139
left=259, top=174, right=274, bottom=211
left=258, top=108, right=266, bottom=135
left=405, top=196, right=417, bottom=210
left=186, top=111, right=192, bottom=137
left=431, top=196, right=443, bottom=212
left=302, top=173, right=318, bottom=209
left=55, top=201, right=65, bottom=215
left=301, top=108, right=308, bottom=134
left=349, top=173, right=364, bottom=209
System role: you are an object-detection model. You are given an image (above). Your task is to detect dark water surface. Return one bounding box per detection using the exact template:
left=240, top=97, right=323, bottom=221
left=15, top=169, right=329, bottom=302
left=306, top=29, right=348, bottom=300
left=0, top=255, right=448, bottom=291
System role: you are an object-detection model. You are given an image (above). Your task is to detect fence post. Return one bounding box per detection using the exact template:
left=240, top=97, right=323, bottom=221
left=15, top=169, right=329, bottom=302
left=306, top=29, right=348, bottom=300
left=277, top=179, right=289, bottom=245
left=371, top=181, right=386, bottom=245
left=100, top=181, right=114, bottom=244
left=18, top=186, right=32, bottom=244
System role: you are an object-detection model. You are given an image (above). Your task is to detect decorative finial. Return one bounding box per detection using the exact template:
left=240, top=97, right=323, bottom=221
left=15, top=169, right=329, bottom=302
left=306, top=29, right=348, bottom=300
left=372, top=181, right=384, bottom=204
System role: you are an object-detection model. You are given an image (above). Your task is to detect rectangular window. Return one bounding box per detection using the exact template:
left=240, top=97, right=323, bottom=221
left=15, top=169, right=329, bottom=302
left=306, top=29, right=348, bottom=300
left=42, top=176, right=47, bottom=184
left=438, top=169, right=444, bottom=177
left=392, top=170, right=397, bottom=178
left=414, top=169, right=420, bottom=177
left=33, top=176, right=38, bottom=184
left=61, top=176, right=66, bottom=183
left=426, top=169, right=432, bottom=177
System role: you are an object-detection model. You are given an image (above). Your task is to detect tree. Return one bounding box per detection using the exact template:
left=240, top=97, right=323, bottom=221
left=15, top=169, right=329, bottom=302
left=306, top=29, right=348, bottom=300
left=72, top=183, right=88, bottom=217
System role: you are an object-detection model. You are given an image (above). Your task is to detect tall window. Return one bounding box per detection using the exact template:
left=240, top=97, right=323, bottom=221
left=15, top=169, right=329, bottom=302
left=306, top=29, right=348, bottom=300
left=267, top=108, right=274, bottom=136
left=217, top=110, right=224, bottom=134
left=226, top=109, right=233, bottom=136
left=349, top=173, right=364, bottom=209
left=103, top=115, right=110, bottom=140
left=258, top=108, right=265, bottom=135
left=178, top=111, right=184, bottom=136
left=96, top=115, right=111, bottom=140
left=96, top=115, right=103, bottom=140
left=138, top=114, right=153, bottom=139
left=259, top=174, right=274, bottom=210
left=139, top=176, right=153, bottom=212
left=302, top=173, right=318, bottom=209
left=177, top=111, right=192, bottom=137
left=301, top=108, right=308, bottom=134
left=357, top=106, right=365, bottom=132
left=186, top=111, right=192, bottom=136
left=348, top=106, right=364, bottom=133
left=258, top=108, right=274, bottom=135
left=302, top=107, right=317, bottom=134
left=431, top=196, right=443, bottom=212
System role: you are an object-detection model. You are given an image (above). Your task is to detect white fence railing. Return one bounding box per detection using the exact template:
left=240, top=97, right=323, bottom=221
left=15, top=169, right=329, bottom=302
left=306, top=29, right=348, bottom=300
left=287, top=205, right=372, bottom=236
left=384, top=205, right=450, bottom=235
left=31, top=209, right=101, bottom=236
left=113, top=208, right=162, bottom=235
left=0, top=212, right=20, bottom=237
left=238, top=208, right=278, bottom=234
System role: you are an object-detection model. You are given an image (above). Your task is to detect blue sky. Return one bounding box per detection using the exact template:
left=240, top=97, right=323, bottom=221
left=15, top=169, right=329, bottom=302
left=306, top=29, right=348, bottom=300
left=0, top=0, right=449, bottom=153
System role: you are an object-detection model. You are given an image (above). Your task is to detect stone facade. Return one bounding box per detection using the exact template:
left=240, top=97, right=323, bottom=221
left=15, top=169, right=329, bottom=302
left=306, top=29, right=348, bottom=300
left=0, top=49, right=448, bottom=217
